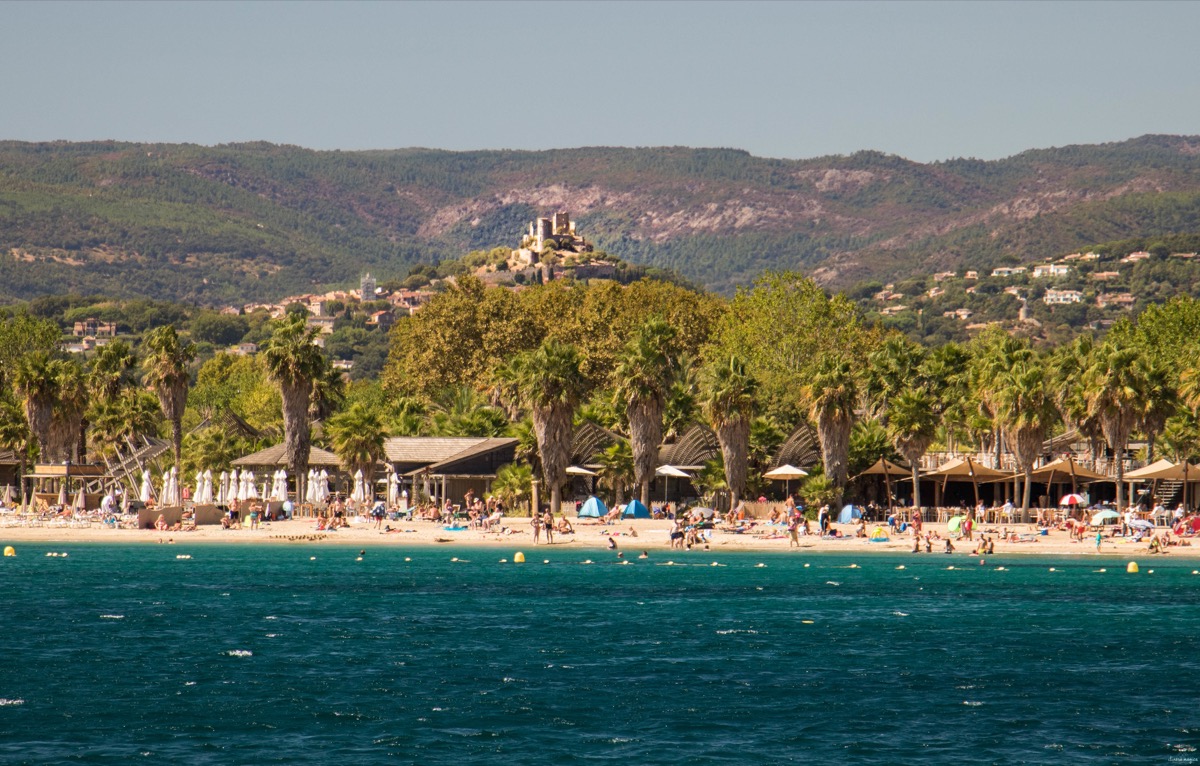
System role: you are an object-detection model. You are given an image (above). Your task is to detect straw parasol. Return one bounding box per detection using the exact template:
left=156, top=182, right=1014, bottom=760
left=655, top=464, right=691, bottom=505
left=763, top=464, right=808, bottom=496
left=922, top=456, right=1009, bottom=510
left=854, top=458, right=911, bottom=513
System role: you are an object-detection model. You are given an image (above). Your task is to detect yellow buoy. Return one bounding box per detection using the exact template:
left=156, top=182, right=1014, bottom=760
left=1126, top=561, right=1139, bottom=574
left=3, top=546, right=14, bottom=557
left=513, top=551, right=526, bottom=564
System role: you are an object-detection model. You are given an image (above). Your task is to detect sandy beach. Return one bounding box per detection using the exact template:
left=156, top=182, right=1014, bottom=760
left=3, top=516, right=1193, bottom=558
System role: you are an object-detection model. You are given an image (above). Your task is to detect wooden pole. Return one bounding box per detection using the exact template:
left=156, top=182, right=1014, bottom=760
left=966, top=457, right=980, bottom=510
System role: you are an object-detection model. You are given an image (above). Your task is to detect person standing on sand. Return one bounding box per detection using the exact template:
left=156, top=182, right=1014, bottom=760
left=542, top=510, right=554, bottom=544
left=788, top=514, right=799, bottom=547
left=1095, top=529, right=1103, bottom=553
left=531, top=510, right=542, bottom=545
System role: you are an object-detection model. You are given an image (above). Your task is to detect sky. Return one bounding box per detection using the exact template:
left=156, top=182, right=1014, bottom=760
left=2, top=0, right=1198, bottom=163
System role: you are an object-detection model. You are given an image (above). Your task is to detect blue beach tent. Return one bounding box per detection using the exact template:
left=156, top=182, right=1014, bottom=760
left=838, top=504, right=862, bottom=524
left=578, top=496, right=607, bottom=518
left=622, top=499, right=650, bottom=519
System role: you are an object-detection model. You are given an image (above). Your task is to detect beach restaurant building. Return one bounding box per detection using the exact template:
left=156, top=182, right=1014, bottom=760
left=384, top=437, right=518, bottom=504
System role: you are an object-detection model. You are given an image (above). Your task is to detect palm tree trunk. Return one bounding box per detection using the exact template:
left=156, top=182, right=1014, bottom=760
left=1115, top=447, right=1125, bottom=513
left=281, top=379, right=312, bottom=502
left=628, top=396, right=663, bottom=510
left=717, top=416, right=750, bottom=511
left=910, top=464, right=922, bottom=512
left=1022, top=466, right=1033, bottom=522
left=172, top=416, right=183, bottom=471
left=532, top=403, right=573, bottom=516
left=818, top=412, right=852, bottom=509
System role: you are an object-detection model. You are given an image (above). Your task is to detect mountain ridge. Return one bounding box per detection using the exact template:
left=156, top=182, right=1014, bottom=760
left=2, top=135, right=1200, bottom=303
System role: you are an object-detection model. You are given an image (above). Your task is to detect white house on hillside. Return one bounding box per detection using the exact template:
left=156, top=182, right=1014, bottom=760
left=1044, top=289, right=1083, bottom=305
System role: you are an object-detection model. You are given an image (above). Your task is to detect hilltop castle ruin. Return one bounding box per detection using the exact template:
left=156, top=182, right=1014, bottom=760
left=512, top=211, right=592, bottom=267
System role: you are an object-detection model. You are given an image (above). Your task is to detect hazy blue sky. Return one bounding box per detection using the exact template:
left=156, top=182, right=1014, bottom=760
left=3, top=1, right=1197, bottom=162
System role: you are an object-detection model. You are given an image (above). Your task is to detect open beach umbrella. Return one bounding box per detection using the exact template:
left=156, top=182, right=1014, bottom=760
left=655, top=465, right=690, bottom=505
left=1060, top=493, right=1086, bottom=506
left=1091, top=510, right=1120, bottom=525
left=764, top=464, right=808, bottom=496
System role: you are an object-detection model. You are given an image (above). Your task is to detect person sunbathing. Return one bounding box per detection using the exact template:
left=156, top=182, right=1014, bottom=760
left=556, top=515, right=573, bottom=534
left=154, top=514, right=169, bottom=531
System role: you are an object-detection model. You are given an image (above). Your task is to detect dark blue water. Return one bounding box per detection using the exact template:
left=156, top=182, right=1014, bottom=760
left=2, top=544, right=1199, bottom=765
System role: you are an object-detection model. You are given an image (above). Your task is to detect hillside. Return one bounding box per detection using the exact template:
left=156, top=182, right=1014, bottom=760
left=3, top=136, right=1200, bottom=302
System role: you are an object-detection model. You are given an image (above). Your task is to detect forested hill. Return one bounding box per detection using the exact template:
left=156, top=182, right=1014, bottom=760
left=3, top=135, right=1200, bottom=303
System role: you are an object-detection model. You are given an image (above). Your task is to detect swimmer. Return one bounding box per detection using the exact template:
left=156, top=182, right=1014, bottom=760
left=638, top=550, right=649, bottom=559
left=607, top=536, right=617, bottom=550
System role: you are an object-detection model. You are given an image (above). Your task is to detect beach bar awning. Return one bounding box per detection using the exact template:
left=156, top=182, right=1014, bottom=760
left=1027, top=457, right=1108, bottom=482
left=233, top=444, right=343, bottom=468
left=917, top=457, right=1009, bottom=481
left=1124, top=459, right=1198, bottom=481
left=853, top=458, right=911, bottom=479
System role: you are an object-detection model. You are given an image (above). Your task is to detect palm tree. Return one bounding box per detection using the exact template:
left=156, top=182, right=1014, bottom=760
left=260, top=314, right=326, bottom=504
left=1050, top=334, right=1105, bottom=466
left=1140, top=357, right=1179, bottom=464
left=141, top=325, right=195, bottom=470
left=700, top=355, right=757, bottom=511
left=88, top=389, right=160, bottom=460
left=308, top=359, right=347, bottom=424
left=887, top=387, right=939, bottom=513
left=0, top=395, right=34, bottom=497
left=492, top=462, right=534, bottom=514
left=594, top=440, right=634, bottom=505
left=993, top=357, right=1059, bottom=519
left=865, top=335, right=923, bottom=421
left=181, top=425, right=250, bottom=476
left=1084, top=342, right=1148, bottom=514
left=430, top=386, right=508, bottom=436
left=13, top=350, right=57, bottom=460
left=325, top=402, right=386, bottom=491
left=613, top=318, right=677, bottom=507
left=799, top=353, right=858, bottom=508
left=47, top=358, right=86, bottom=463
left=88, top=339, right=137, bottom=402
left=509, top=339, right=589, bottom=515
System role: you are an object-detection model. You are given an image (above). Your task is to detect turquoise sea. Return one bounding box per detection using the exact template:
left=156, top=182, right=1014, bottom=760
left=2, top=544, right=1199, bottom=765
